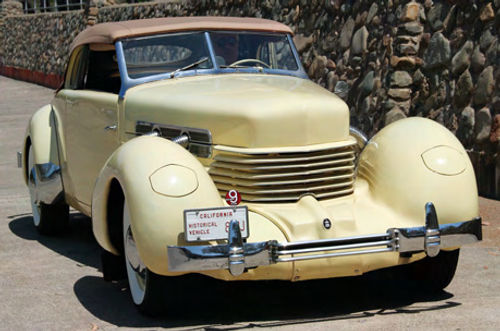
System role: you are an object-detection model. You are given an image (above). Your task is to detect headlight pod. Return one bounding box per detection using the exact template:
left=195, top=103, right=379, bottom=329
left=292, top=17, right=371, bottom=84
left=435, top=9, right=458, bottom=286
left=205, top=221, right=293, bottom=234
left=149, top=164, right=199, bottom=197
left=421, top=145, right=466, bottom=176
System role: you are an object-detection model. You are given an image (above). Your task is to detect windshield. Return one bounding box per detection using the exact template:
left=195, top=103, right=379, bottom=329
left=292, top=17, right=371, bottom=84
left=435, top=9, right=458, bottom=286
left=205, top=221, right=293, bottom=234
left=122, top=32, right=213, bottom=79
left=120, top=31, right=300, bottom=80
left=209, top=32, right=299, bottom=70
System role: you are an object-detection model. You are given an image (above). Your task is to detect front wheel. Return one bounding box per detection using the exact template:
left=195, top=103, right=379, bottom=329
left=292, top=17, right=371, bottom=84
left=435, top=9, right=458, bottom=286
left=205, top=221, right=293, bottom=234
left=123, top=200, right=171, bottom=316
left=27, top=145, right=68, bottom=235
left=408, top=249, right=460, bottom=291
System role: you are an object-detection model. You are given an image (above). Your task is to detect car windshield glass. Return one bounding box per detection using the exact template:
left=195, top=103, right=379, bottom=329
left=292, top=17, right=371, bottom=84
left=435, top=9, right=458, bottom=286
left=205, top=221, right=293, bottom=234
left=122, top=32, right=213, bottom=79
left=209, top=32, right=298, bottom=70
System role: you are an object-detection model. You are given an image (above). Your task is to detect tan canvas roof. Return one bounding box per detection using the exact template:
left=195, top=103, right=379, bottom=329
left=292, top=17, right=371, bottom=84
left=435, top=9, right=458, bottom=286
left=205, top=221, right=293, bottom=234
left=70, top=16, right=293, bottom=51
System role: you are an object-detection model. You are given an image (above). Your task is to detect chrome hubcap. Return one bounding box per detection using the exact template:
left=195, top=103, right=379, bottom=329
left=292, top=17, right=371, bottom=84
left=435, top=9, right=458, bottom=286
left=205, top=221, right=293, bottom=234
left=125, top=226, right=146, bottom=277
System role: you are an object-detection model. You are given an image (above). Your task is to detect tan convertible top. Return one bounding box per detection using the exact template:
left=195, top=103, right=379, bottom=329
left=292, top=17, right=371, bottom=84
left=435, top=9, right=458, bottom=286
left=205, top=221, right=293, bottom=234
left=70, top=16, right=293, bottom=51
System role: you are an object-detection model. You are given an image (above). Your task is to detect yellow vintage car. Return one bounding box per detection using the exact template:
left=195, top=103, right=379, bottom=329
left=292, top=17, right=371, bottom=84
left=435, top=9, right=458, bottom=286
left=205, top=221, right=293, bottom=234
left=22, top=17, right=482, bottom=315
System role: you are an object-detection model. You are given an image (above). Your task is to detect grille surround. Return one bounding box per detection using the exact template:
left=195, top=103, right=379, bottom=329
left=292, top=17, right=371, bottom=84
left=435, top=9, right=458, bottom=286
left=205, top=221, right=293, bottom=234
left=209, top=141, right=357, bottom=202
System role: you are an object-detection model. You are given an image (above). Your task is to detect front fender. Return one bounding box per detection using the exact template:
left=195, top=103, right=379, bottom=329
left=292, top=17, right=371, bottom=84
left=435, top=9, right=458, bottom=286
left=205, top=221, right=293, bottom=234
left=92, top=136, right=223, bottom=274
left=23, top=104, right=61, bottom=185
left=357, top=117, right=478, bottom=224
left=22, top=104, right=64, bottom=205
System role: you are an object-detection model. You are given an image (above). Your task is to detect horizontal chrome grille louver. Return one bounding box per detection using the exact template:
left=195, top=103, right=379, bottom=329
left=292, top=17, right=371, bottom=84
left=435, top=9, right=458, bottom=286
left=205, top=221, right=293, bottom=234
left=209, top=142, right=357, bottom=202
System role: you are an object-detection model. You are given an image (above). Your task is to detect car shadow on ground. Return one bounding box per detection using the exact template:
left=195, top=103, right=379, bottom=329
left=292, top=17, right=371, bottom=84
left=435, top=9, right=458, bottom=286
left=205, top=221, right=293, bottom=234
left=9, top=214, right=460, bottom=329
left=8, top=213, right=101, bottom=270
left=72, top=274, right=459, bottom=329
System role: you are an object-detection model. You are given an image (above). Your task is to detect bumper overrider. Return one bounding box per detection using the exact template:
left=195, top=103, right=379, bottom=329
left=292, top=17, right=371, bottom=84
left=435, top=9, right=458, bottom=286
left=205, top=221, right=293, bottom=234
left=167, top=203, right=482, bottom=276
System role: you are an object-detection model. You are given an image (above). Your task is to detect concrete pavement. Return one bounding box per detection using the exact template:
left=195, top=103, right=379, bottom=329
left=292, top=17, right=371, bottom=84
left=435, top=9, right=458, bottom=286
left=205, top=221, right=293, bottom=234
left=0, top=75, right=499, bottom=330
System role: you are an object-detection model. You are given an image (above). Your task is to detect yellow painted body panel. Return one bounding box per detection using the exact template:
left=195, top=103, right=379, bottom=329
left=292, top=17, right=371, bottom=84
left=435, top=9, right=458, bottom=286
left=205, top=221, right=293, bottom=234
left=123, top=74, right=350, bottom=148
left=92, top=136, right=225, bottom=264
left=421, top=145, right=466, bottom=175
left=213, top=138, right=357, bottom=154
left=357, top=117, right=478, bottom=224
left=58, top=90, right=119, bottom=209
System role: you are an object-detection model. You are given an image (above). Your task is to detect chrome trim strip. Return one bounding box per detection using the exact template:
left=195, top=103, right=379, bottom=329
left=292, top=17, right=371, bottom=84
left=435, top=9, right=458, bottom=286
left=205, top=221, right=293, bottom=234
left=276, top=240, right=394, bottom=256
left=167, top=203, right=482, bottom=274
left=276, top=233, right=390, bottom=249
left=349, top=127, right=368, bottom=145
left=104, top=124, right=117, bottom=131
left=349, top=126, right=368, bottom=155
left=276, top=247, right=394, bottom=263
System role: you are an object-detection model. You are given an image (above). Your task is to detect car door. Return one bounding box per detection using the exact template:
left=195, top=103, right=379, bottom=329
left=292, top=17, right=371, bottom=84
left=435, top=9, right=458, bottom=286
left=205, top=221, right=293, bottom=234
left=58, top=45, right=120, bottom=212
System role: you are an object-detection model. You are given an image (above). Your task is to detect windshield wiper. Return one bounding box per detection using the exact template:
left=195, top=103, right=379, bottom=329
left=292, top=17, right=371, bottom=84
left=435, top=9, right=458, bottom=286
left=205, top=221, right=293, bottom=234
left=219, top=65, right=264, bottom=72
left=170, top=57, right=209, bottom=78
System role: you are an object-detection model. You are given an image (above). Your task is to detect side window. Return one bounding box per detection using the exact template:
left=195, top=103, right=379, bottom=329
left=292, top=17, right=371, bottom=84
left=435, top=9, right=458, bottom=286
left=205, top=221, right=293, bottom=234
left=65, top=46, right=88, bottom=90
left=258, top=40, right=298, bottom=71
left=84, top=49, right=121, bottom=94
left=274, top=40, right=298, bottom=70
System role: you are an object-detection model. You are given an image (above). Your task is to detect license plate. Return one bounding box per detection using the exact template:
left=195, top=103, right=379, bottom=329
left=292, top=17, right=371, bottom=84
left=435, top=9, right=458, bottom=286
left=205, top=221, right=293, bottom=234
left=184, top=206, right=249, bottom=242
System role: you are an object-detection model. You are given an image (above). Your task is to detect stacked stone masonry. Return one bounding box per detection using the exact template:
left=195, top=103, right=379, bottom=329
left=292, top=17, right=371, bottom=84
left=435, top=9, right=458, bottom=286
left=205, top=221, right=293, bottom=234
left=0, top=0, right=499, bottom=198
left=1, top=10, right=86, bottom=75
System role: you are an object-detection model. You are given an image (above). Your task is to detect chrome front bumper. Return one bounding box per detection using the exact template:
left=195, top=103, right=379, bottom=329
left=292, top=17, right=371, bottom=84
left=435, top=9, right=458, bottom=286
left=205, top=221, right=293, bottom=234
left=167, top=203, right=482, bottom=276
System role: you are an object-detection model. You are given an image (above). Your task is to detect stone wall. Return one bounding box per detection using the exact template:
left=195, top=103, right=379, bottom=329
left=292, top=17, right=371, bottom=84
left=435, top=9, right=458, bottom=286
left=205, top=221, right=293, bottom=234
left=0, top=0, right=22, bottom=62
left=0, top=0, right=499, bottom=197
left=1, top=9, right=86, bottom=76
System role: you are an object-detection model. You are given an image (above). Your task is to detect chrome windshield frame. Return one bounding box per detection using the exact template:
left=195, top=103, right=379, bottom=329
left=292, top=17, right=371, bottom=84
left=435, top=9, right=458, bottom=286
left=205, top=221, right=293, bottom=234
left=115, top=31, right=308, bottom=98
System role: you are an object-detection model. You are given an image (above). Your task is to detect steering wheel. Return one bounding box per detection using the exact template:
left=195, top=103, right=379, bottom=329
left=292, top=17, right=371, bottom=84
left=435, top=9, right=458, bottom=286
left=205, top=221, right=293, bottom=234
left=229, top=58, right=271, bottom=68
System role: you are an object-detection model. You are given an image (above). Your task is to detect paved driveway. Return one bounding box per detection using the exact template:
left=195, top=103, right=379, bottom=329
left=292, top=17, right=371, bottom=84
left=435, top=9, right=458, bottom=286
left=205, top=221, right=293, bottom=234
left=0, top=75, right=499, bottom=330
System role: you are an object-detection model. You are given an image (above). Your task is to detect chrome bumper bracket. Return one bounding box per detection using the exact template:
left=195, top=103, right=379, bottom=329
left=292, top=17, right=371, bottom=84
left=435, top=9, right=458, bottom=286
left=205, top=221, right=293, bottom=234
left=167, top=203, right=482, bottom=274
left=424, top=202, right=440, bottom=257
left=228, top=220, right=245, bottom=276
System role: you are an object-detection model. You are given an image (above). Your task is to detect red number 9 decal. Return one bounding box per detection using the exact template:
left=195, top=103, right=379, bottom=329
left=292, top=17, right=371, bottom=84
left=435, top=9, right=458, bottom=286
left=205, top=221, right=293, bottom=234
left=225, top=189, right=241, bottom=205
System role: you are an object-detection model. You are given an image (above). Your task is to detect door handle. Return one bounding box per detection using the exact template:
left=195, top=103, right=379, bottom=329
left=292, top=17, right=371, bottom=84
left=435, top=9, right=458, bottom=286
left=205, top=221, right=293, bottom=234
left=104, top=124, right=117, bottom=131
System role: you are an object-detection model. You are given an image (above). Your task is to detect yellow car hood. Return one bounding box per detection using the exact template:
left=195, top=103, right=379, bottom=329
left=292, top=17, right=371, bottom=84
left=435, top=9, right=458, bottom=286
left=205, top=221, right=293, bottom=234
left=123, top=74, right=349, bottom=148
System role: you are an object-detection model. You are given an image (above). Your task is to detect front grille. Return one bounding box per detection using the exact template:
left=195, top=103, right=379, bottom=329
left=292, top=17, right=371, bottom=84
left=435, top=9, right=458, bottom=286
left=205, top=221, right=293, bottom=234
left=209, top=142, right=357, bottom=202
